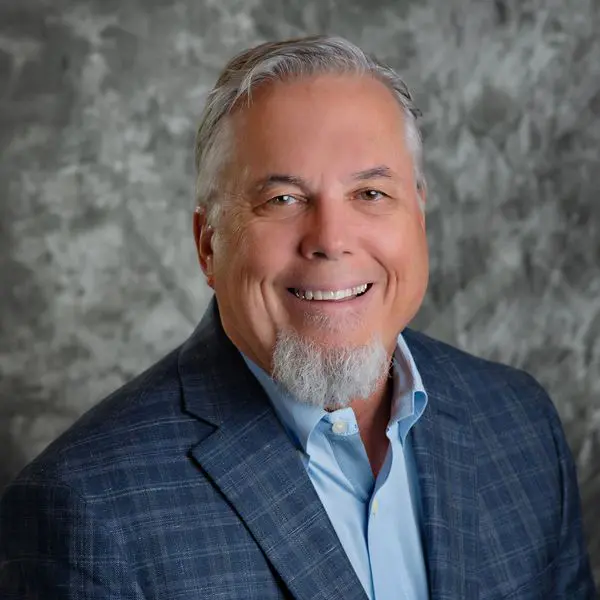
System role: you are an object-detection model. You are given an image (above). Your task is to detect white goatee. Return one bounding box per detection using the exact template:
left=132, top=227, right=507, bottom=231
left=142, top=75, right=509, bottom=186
left=271, top=329, right=390, bottom=409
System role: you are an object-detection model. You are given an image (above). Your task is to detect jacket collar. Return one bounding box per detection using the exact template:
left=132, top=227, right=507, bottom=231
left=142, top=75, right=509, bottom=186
left=178, top=298, right=368, bottom=600
left=403, top=328, right=479, bottom=600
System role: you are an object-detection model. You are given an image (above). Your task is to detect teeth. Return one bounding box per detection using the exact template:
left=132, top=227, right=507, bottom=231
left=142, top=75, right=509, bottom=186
left=293, top=284, right=369, bottom=301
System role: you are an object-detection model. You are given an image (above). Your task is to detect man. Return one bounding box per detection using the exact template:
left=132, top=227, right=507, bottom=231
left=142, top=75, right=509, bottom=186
left=0, top=36, right=596, bottom=599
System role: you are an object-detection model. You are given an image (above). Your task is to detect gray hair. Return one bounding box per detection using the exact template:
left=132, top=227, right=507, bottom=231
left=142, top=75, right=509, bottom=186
left=194, top=36, right=425, bottom=222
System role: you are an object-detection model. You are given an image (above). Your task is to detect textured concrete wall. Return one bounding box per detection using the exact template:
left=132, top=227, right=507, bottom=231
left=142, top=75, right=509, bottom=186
left=1, top=0, right=599, bottom=581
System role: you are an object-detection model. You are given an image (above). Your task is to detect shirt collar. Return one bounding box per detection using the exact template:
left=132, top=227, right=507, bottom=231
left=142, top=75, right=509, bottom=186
left=242, top=332, right=428, bottom=452
left=392, top=333, right=428, bottom=443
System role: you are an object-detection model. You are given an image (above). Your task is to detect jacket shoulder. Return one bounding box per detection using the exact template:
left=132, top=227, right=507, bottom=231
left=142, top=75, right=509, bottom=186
left=402, top=327, right=559, bottom=424
left=10, top=345, right=208, bottom=489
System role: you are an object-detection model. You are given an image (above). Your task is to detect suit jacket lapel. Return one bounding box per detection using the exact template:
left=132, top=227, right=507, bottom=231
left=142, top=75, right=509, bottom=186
left=178, top=299, right=367, bottom=600
left=405, top=330, right=479, bottom=600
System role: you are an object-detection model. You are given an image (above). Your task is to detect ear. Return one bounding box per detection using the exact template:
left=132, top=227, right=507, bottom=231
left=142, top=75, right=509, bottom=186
left=193, top=207, right=215, bottom=288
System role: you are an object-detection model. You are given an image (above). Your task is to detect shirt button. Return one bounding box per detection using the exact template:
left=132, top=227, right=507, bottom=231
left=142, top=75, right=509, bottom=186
left=331, top=421, right=348, bottom=435
left=371, top=499, right=379, bottom=516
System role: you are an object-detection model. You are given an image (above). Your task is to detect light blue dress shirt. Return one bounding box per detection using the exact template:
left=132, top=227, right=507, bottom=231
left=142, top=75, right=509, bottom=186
left=243, top=333, right=429, bottom=600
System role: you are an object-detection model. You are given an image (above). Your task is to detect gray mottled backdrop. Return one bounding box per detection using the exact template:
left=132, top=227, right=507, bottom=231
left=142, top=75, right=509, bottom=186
left=1, top=0, right=599, bottom=583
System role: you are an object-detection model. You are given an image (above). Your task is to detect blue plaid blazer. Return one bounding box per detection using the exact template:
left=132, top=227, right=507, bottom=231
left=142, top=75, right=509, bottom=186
left=0, top=300, right=596, bottom=599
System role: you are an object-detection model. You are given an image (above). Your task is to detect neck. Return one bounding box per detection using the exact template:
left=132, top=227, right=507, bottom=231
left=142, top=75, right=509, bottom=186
left=351, top=374, right=393, bottom=478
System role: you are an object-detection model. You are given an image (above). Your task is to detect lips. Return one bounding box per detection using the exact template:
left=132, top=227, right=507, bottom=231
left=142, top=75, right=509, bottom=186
left=289, top=283, right=372, bottom=301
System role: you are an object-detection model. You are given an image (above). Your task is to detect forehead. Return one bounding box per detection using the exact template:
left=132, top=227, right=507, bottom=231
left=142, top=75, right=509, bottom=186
left=227, top=74, right=411, bottom=177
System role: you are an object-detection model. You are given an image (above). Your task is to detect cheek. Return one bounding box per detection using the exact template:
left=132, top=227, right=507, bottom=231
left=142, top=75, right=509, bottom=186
left=375, top=218, right=429, bottom=310
left=213, top=223, right=290, bottom=283
left=381, top=221, right=427, bottom=271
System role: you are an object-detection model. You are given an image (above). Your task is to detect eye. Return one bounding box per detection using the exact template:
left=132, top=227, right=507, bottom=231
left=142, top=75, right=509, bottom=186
left=358, top=189, right=387, bottom=202
left=268, top=194, right=300, bottom=206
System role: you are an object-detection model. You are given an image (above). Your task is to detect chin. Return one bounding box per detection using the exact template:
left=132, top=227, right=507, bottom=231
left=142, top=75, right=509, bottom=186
left=292, top=325, right=379, bottom=349
left=297, top=310, right=369, bottom=334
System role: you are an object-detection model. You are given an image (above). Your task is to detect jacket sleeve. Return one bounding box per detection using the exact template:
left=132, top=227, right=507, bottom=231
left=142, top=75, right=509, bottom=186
left=0, top=476, right=145, bottom=600
left=543, top=391, right=597, bottom=599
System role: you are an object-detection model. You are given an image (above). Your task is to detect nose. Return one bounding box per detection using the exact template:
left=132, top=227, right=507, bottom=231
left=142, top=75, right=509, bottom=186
left=299, top=197, right=353, bottom=260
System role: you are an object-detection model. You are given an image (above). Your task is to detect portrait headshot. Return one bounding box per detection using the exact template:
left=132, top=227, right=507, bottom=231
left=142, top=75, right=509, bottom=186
left=0, top=1, right=599, bottom=599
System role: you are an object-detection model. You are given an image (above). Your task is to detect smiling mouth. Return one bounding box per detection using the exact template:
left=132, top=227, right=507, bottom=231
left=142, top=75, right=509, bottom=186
left=288, top=283, right=373, bottom=301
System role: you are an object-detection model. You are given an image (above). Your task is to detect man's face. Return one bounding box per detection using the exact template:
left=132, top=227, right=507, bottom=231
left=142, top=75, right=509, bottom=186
left=195, top=74, right=429, bottom=372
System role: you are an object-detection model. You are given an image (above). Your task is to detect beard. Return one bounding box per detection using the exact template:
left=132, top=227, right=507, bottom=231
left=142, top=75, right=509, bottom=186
left=271, top=327, right=390, bottom=410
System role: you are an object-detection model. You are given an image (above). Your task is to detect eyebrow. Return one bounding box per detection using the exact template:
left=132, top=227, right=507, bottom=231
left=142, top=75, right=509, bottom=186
left=350, top=165, right=395, bottom=181
left=254, top=165, right=396, bottom=195
left=255, top=174, right=310, bottom=194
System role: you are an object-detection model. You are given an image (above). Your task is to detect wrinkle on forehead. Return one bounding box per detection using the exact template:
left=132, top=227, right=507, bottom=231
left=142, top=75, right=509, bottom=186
left=215, top=74, right=416, bottom=209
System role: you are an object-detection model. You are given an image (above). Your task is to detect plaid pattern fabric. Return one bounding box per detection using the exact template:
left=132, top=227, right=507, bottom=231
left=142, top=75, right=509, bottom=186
left=0, top=299, right=596, bottom=599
